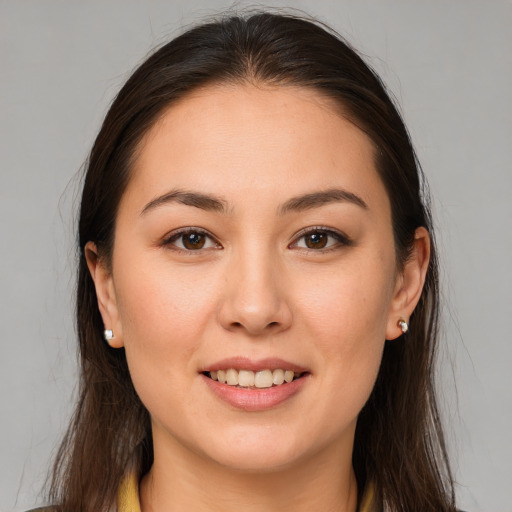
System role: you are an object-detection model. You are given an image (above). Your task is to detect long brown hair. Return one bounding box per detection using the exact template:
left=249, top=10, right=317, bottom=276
left=49, top=11, right=455, bottom=512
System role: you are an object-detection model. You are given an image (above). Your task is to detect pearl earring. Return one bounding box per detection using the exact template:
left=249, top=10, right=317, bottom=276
left=397, top=319, right=409, bottom=334
left=103, top=329, right=115, bottom=345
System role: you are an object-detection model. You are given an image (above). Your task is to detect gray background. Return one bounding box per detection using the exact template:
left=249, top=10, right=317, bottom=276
left=1, top=1, right=511, bottom=511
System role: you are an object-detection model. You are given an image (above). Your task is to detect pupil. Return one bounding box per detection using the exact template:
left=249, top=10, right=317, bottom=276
left=184, top=233, right=205, bottom=250
left=306, top=232, right=327, bottom=249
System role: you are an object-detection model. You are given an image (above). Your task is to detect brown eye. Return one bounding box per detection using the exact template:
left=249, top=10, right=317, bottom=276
left=291, top=228, right=351, bottom=251
left=165, top=229, right=219, bottom=251
left=182, top=232, right=206, bottom=250
left=304, top=232, right=328, bottom=249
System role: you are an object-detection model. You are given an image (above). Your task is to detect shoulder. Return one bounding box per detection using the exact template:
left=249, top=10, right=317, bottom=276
left=25, top=507, right=58, bottom=512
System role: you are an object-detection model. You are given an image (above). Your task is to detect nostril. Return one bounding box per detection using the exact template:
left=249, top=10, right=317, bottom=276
left=231, top=320, right=281, bottom=330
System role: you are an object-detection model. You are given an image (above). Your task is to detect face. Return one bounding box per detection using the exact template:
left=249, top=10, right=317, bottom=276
left=90, top=84, right=418, bottom=473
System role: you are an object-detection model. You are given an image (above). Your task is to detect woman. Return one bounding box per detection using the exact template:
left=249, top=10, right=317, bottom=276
left=45, top=11, right=456, bottom=512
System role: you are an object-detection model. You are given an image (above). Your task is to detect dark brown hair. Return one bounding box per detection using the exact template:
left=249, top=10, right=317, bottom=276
left=49, top=11, right=455, bottom=512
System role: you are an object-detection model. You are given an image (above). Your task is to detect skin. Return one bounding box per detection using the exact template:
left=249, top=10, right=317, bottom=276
left=86, top=84, right=430, bottom=512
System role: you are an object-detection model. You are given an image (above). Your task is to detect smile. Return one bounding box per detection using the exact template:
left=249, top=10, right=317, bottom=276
left=201, top=358, right=310, bottom=411
left=206, top=369, right=305, bottom=388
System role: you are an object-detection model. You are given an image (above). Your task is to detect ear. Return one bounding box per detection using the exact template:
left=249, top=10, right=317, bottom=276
left=386, top=227, right=430, bottom=340
left=85, top=241, right=124, bottom=348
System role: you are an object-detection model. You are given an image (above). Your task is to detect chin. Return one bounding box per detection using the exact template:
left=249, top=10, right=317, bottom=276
left=198, top=429, right=312, bottom=473
left=210, top=448, right=302, bottom=474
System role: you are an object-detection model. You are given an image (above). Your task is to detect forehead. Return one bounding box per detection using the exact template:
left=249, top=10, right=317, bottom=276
left=123, top=83, right=388, bottom=216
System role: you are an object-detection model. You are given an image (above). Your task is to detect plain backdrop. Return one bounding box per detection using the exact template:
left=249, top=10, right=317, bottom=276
left=1, top=1, right=511, bottom=511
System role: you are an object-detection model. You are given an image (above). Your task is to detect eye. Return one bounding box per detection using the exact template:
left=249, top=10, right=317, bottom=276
left=163, top=228, right=220, bottom=251
left=291, top=227, right=351, bottom=251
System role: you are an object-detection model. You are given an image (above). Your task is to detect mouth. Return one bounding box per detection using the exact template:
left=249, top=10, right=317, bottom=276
left=200, top=358, right=310, bottom=411
left=203, top=368, right=308, bottom=389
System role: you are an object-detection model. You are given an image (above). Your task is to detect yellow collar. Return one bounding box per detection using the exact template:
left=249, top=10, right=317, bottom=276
left=117, top=471, right=376, bottom=512
left=117, top=471, right=141, bottom=512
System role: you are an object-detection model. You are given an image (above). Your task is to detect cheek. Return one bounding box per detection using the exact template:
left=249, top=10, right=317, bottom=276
left=293, top=254, right=395, bottom=406
left=111, top=253, right=222, bottom=390
left=113, top=260, right=220, bottom=421
left=299, top=288, right=386, bottom=441
left=297, top=262, right=394, bottom=351
left=115, top=253, right=219, bottom=339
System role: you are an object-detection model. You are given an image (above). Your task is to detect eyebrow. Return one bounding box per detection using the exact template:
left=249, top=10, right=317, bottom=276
left=140, top=189, right=228, bottom=216
left=140, top=187, right=368, bottom=217
left=278, top=188, right=368, bottom=215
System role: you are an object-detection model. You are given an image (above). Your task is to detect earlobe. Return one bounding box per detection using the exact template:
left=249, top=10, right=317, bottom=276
left=84, top=242, right=124, bottom=348
left=386, top=227, right=430, bottom=340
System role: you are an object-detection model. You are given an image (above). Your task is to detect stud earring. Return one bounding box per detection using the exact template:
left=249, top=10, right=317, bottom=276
left=397, top=319, right=409, bottom=334
left=103, top=329, right=115, bottom=345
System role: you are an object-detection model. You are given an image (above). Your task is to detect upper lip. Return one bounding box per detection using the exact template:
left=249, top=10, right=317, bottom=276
left=201, top=356, right=309, bottom=373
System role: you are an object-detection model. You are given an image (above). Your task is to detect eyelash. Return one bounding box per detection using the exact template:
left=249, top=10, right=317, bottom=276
left=289, top=226, right=352, bottom=252
left=161, top=226, right=351, bottom=253
left=162, top=227, right=221, bottom=253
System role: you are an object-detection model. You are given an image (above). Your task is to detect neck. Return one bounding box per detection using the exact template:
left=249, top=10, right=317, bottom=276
left=140, top=433, right=358, bottom=512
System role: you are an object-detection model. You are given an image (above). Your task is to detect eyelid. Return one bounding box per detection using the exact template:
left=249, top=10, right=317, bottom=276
left=289, top=226, right=352, bottom=251
left=162, top=227, right=222, bottom=252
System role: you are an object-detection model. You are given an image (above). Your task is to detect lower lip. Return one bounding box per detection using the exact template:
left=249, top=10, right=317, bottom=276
left=202, top=374, right=309, bottom=411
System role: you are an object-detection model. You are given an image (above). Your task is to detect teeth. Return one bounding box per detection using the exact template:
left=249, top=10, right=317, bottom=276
left=208, top=368, right=303, bottom=388
left=254, top=370, right=273, bottom=388
left=225, top=368, right=238, bottom=386
left=238, top=370, right=255, bottom=387
left=272, top=369, right=284, bottom=385
left=284, top=370, right=294, bottom=383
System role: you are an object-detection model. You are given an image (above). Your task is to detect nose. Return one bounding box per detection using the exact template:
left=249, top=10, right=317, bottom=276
left=217, top=248, right=292, bottom=336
